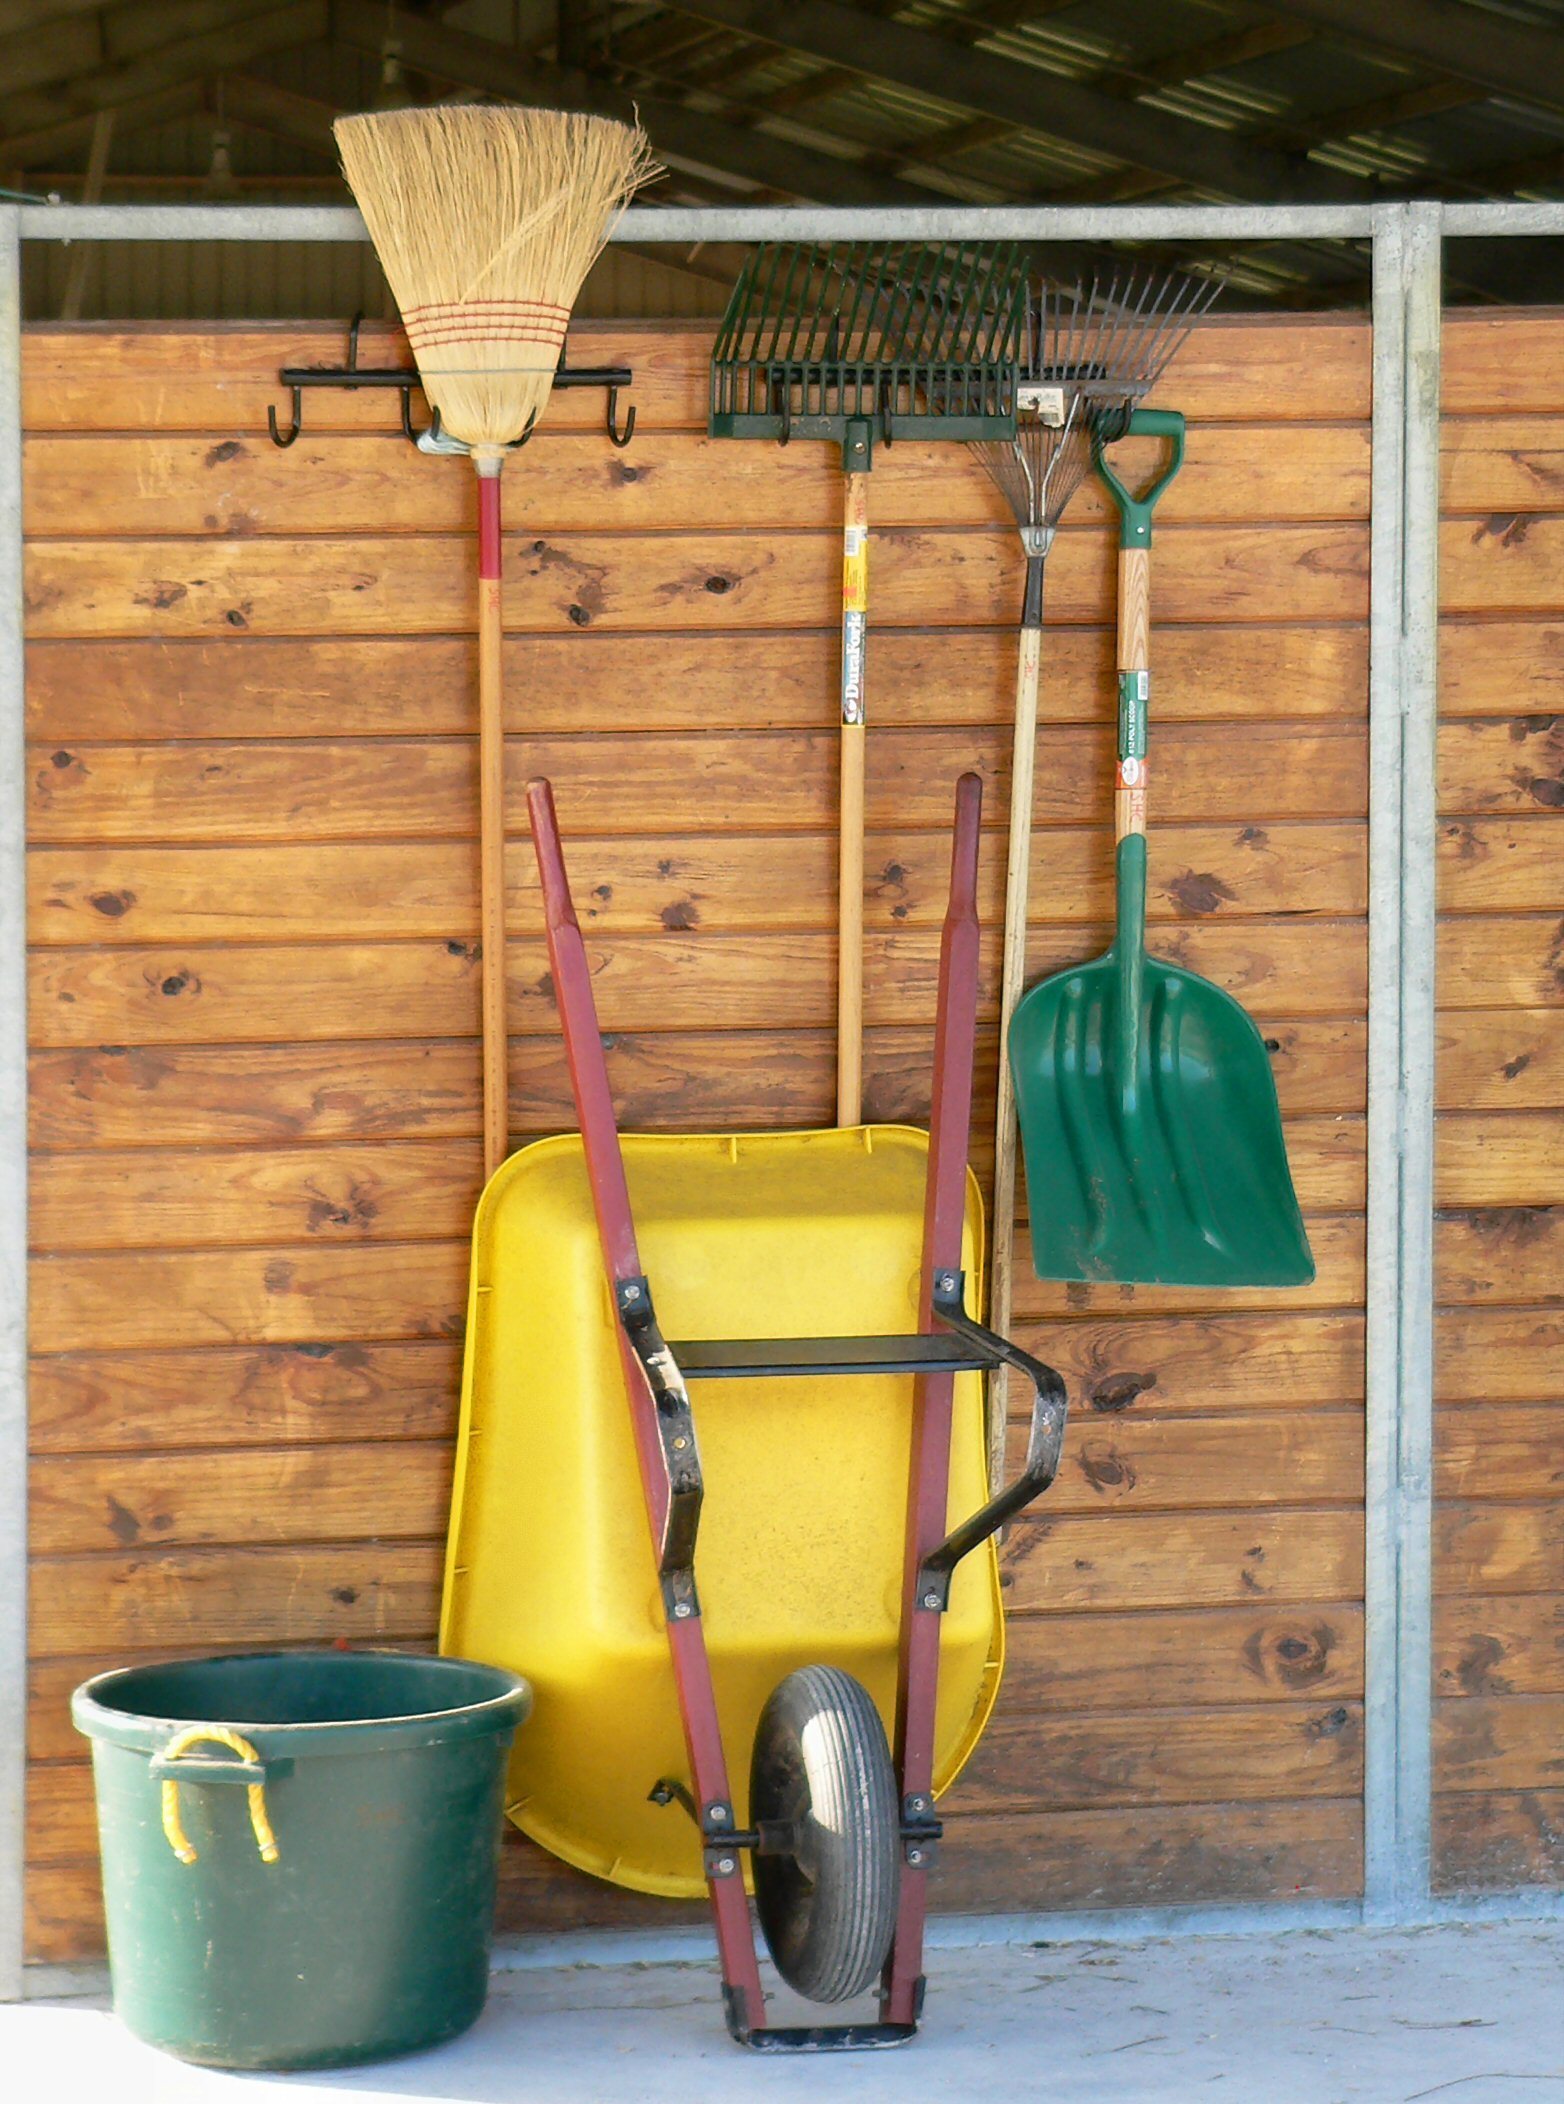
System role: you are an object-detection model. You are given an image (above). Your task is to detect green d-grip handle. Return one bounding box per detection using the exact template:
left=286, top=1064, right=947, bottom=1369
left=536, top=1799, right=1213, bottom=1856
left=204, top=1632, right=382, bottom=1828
left=1095, top=407, right=1186, bottom=547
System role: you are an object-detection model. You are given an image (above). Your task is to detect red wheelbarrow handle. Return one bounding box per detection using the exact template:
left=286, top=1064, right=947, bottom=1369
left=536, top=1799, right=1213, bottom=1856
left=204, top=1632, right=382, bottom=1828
left=525, top=774, right=763, bottom=2019
left=525, top=776, right=641, bottom=1284
left=525, top=776, right=702, bottom=1603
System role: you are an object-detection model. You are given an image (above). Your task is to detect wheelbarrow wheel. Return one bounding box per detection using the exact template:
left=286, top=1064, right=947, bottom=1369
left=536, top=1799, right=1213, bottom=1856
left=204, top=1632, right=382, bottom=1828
left=750, top=1665, right=899, bottom=2003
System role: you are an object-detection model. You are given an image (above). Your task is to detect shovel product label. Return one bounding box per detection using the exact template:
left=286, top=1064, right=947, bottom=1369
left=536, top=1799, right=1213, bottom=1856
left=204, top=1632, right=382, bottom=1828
left=1118, top=668, right=1149, bottom=758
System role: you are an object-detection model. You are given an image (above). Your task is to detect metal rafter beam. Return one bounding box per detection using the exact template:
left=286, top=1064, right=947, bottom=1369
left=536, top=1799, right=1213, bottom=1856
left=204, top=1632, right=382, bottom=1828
left=1446, top=136, right=1564, bottom=195
left=1091, top=20, right=1314, bottom=100
left=0, top=3, right=328, bottom=155
left=0, top=82, right=205, bottom=165
left=610, top=15, right=731, bottom=72
left=219, top=71, right=338, bottom=157
left=1264, top=0, right=1564, bottom=116
left=0, top=0, right=266, bottom=103
left=888, top=112, right=1016, bottom=163
left=661, top=0, right=1366, bottom=202
left=0, top=0, right=126, bottom=28
left=1252, top=78, right=1484, bottom=157
left=681, top=1, right=1077, bottom=116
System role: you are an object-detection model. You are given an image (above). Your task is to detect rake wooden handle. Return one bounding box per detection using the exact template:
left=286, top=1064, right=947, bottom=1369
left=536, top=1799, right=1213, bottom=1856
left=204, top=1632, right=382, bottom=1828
left=837, top=469, right=870, bottom=1126
left=838, top=725, right=865, bottom=1126
left=988, top=605, right=1042, bottom=1494
left=477, top=461, right=508, bottom=1180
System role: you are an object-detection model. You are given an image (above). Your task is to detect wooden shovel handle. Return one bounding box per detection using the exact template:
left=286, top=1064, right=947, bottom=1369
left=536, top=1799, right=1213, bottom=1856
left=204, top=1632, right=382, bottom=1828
left=477, top=464, right=508, bottom=1180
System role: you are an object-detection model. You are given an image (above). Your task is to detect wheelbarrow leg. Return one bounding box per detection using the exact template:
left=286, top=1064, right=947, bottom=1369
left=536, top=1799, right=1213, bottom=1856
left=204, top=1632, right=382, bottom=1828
left=526, top=778, right=769, bottom=2036
left=883, top=769, right=984, bottom=2028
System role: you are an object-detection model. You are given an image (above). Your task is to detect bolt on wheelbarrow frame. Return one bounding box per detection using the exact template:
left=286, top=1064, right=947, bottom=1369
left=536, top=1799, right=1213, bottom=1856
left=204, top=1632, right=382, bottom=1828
left=525, top=770, right=1069, bottom=2051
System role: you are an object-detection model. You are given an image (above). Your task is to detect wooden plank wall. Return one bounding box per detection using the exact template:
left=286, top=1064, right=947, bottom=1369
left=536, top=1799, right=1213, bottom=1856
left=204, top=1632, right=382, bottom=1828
left=20, top=312, right=1383, bottom=1960
left=1432, top=316, right=1564, bottom=1894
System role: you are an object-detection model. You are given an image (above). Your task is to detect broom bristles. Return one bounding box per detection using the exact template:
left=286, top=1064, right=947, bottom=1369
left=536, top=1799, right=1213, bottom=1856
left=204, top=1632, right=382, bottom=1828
left=336, top=104, right=658, bottom=452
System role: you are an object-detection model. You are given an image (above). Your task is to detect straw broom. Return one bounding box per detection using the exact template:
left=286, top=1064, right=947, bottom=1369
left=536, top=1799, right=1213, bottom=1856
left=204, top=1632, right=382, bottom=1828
left=336, top=105, right=657, bottom=1179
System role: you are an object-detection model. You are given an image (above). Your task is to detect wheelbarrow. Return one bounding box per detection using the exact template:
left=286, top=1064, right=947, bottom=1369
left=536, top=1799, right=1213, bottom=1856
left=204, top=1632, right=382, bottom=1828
left=440, top=772, right=1069, bottom=2050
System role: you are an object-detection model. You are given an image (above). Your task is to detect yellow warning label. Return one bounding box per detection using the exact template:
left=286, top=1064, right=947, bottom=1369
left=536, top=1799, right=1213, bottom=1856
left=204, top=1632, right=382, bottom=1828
left=842, top=528, right=867, bottom=615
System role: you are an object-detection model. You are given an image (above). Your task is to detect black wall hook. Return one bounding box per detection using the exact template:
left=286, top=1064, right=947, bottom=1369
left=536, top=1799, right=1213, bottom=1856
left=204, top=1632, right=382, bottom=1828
left=264, top=314, right=637, bottom=451
left=606, top=386, right=635, bottom=448
left=267, top=388, right=303, bottom=448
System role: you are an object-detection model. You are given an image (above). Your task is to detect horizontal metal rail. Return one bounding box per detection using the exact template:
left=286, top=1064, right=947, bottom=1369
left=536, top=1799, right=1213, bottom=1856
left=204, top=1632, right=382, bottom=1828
left=1441, top=202, right=1564, bottom=236
left=13, top=200, right=1563, bottom=247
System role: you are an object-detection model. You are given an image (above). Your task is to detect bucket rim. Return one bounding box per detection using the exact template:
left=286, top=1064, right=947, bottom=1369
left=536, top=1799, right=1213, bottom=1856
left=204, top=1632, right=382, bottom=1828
left=70, top=1647, right=531, bottom=1757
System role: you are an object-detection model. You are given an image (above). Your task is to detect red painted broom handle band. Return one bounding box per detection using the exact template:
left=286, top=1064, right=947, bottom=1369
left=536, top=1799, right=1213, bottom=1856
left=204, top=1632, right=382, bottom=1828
left=525, top=778, right=642, bottom=1284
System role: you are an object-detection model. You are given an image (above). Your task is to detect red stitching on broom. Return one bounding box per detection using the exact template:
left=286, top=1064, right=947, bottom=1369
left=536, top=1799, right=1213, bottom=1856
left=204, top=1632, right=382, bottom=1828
left=404, top=329, right=570, bottom=350
left=402, top=298, right=571, bottom=320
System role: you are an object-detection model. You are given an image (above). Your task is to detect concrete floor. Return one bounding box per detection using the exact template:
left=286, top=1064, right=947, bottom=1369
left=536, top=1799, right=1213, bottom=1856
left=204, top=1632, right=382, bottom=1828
left=9, top=1922, right=1562, bottom=2103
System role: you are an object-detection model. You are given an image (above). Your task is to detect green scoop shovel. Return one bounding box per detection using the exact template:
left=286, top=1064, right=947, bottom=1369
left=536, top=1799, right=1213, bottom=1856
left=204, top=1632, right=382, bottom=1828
left=1009, top=407, right=1314, bottom=1288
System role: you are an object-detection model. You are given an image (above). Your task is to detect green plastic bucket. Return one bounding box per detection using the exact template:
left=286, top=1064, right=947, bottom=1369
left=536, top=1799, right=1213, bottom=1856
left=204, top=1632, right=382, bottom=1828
left=72, top=1649, right=531, bottom=2070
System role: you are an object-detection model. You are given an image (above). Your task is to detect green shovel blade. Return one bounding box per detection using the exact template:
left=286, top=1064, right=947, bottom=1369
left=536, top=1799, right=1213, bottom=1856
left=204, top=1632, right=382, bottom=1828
left=1010, top=837, right=1315, bottom=1288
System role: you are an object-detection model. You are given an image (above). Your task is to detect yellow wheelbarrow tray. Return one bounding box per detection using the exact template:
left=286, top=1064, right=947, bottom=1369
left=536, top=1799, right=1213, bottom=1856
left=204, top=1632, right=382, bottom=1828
left=441, top=774, right=1069, bottom=2051
left=443, top=1124, right=999, bottom=1890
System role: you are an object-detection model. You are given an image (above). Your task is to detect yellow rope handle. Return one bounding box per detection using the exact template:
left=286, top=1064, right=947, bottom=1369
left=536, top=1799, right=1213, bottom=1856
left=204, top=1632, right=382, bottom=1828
left=160, top=1725, right=280, bottom=1868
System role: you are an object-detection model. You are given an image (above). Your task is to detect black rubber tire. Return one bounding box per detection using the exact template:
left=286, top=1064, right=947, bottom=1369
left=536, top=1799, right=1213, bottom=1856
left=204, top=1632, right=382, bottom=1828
left=750, top=1665, right=900, bottom=2004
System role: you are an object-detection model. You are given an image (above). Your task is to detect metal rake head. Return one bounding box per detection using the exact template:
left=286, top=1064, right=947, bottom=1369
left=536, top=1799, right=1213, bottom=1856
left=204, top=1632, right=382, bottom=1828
left=1035, top=266, right=1221, bottom=437
left=971, top=266, right=1219, bottom=545
left=972, top=391, right=1094, bottom=546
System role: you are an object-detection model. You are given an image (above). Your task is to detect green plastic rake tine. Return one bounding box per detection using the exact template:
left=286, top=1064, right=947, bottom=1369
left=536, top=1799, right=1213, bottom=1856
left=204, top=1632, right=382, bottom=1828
left=966, top=242, right=999, bottom=360
left=997, top=242, right=1027, bottom=362
left=991, top=242, right=1024, bottom=353
left=867, top=244, right=897, bottom=358
left=826, top=243, right=857, bottom=367
left=782, top=244, right=815, bottom=366
left=728, top=250, right=759, bottom=407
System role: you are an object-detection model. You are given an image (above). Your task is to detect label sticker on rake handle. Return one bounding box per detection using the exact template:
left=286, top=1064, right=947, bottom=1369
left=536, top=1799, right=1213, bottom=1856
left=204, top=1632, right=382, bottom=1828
left=841, top=522, right=868, bottom=723
left=842, top=527, right=868, bottom=614
left=842, top=609, right=866, bottom=725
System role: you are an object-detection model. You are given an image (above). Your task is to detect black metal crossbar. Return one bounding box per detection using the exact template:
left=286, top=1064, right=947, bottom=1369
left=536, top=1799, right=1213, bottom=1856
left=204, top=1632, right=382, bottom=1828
left=668, top=1333, right=992, bottom=1378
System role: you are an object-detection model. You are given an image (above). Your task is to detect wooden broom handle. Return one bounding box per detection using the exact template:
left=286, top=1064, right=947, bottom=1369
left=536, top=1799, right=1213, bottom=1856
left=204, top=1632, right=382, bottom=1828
left=987, top=604, right=1042, bottom=1494
left=477, top=461, right=508, bottom=1179
left=837, top=469, right=869, bottom=1127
